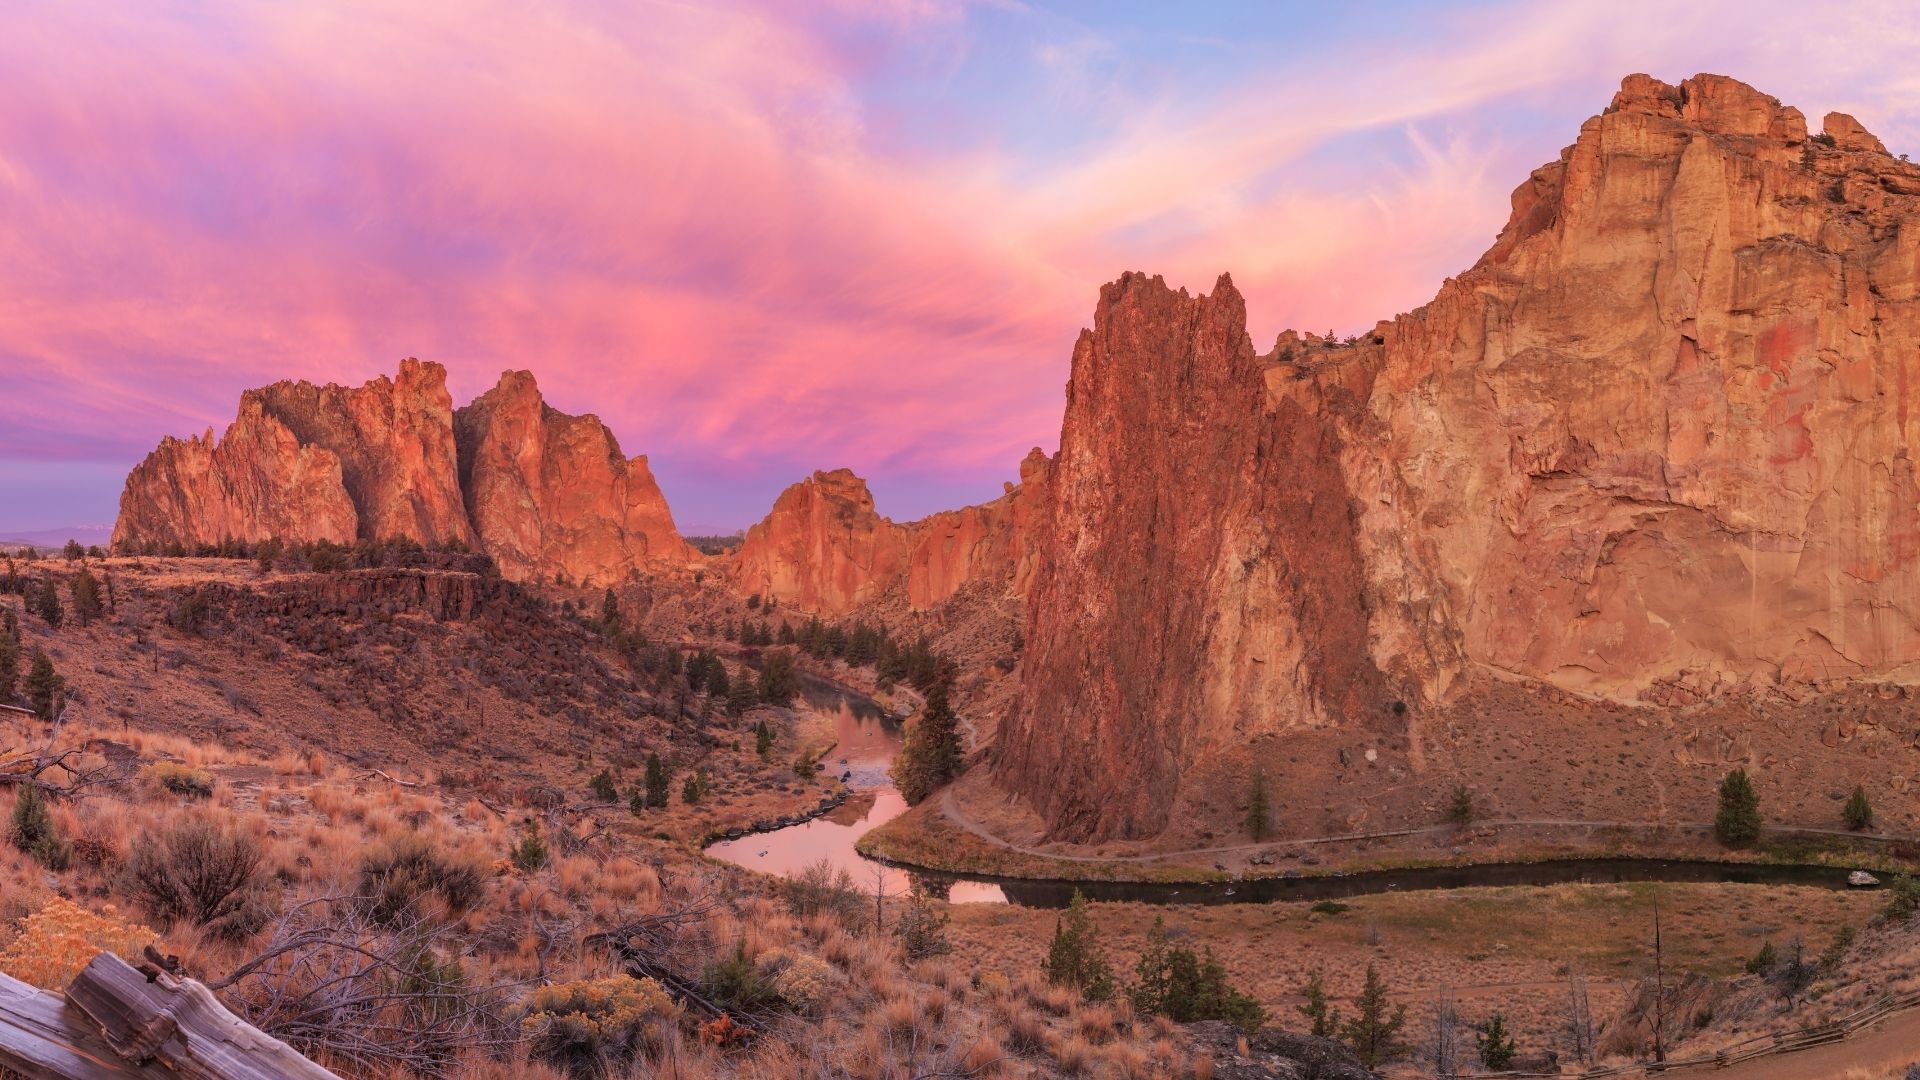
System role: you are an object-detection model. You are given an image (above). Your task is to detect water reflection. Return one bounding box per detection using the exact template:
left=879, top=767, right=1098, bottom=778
left=705, top=676, right=1007, bottom=904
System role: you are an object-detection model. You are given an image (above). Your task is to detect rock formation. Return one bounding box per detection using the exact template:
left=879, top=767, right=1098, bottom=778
left=115, top=362, right=698, bottom=585
left=997, top=74, right=1920, bottom=841
left=456, top=370, right=696, bottom=585
left=729, top=450, right=1050, bottom=614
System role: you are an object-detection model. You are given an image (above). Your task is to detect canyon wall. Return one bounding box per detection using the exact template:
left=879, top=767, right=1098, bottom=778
left=115, top=363, right=699, bottom=585
left=997, top=74, right=1920, bottom=841
left=728, top=449, right=1050, bottom=614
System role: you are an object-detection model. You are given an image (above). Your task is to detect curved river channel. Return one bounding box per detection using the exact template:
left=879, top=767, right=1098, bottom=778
left=705, top=676, right=1872, bottom=910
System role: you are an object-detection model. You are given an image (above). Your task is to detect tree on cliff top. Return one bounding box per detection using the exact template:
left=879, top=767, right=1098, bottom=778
left=1715, top=768, right=1761, bottom=848
left=892, top=680, right=963, bottom=806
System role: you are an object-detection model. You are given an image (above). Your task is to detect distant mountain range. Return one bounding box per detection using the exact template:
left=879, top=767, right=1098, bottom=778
left=0, top=524, right=114, bottom=549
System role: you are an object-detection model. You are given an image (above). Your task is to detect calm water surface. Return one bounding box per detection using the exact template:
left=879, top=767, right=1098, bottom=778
left=706, top=676, right=1872, bottom=909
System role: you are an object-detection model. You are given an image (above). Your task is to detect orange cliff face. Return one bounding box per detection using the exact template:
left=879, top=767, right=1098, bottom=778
left=114, top=363, right=700, bottom=586
left=727, top=450, right=1051, bottom=615
left=995, top=73, right=1920, bottom=842
left=456, top=369, right=697, bottom=586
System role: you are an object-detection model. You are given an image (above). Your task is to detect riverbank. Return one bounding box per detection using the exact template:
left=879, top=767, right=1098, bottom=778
left=858, top=769, right=1920, bottom=889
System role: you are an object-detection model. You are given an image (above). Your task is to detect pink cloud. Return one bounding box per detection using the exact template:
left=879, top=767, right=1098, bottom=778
left=3, top=0, right=1920, bottom=527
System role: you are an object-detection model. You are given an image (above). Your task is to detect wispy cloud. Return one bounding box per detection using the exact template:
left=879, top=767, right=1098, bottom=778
left=2, top=0, right=1919, bottom=529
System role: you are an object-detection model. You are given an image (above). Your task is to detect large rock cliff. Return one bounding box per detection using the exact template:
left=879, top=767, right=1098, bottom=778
left=728, top=450, right=1049, bottom=614
left=115, top=363, right=698, bottom=585
left=455, top=370, right=696, bottom=585
left=996, top=74, right=1920, bottom=841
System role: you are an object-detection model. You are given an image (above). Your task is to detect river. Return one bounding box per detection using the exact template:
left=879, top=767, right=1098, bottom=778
left=704, top=675, right=1875, bottom=910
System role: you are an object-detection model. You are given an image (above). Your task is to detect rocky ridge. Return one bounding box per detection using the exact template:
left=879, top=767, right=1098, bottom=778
left=995, top=73, right=1920, bottom=841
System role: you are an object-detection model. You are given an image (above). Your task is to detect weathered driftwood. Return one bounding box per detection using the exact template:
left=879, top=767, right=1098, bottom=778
left=0, top=970, right=168, bottom=1079
left=0, top=953, right=339, bottom=1080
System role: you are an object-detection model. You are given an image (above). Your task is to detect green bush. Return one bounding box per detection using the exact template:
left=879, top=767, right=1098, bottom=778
left=1041, top=890, right=1116, bottom=1002
left=1745, top=939, right=1777, bottom=975
left=1883, top=874, right=1920, bottom=921
left=7, top=784, right=69, bottom=869
left=143, top=762, right=214, bottom=798
left=510, top=820, right=550, bottom=873
left=1128, top=916, right=1265, bottom=1033
left=1843, top=786, right=1873, bottom=831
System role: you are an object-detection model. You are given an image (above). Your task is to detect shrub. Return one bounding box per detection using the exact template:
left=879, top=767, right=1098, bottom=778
left=755, top=947, right=840, bottom=1013
left=1310, top=900, right=1350, bottom=916
left=8, top=784, right=70, bottom=869
left=1714, top=768, right=1761, bottom=848
left=358, top=836, right=488, bottom=923
left=895, top=887, right=951, bottom=962
left=119, top=816, right=273, bottom=939
left=783, top=859, right=863, bottom=925
left=1128, top=916, right=1264, bottom=1032
left=1820, top=925, right=1856, bottom=968
left=1042, top=890, right=1116, bottom=1002
left=588, top=768, right=618, bottom=803
left=704, top=940, right=779, bottom=1012
left=143, top=761, right=215, bottom=798
left=510, top=820, right=550, bottom=873
left=1883, top=874, right=1920, bottom=921
left=1476, top=1012, right=1516, bottom=1070
left=0, top=897, right=158, bottom=990
left=1448, top=784, right=1474, bottom=825
left=1245, top=767, right=1270, bottom=841
left=1843, top=785, right=1873, bottom=831
left=1745, top=940, right=1777, bottom=975
left=521, top=976, right=678, bottom=1077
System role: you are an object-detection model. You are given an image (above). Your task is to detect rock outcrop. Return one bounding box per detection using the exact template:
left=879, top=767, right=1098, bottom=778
left=115, top=362, right=698, bottom=585
left=728, top=450, right=1050, bottom=614
left=456, top=370, right=696, bottom=585
left=997, top=74, right=1920, bottom=841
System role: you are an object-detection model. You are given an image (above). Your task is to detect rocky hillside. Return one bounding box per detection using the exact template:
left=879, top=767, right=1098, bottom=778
left=996, top=73, right=1920, bottom=841
left=115, top=364, right=699, bottom=586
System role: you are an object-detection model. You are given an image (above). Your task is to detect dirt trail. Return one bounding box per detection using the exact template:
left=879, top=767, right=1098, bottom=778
left=1669, top=1008, right=1920, bottom=1079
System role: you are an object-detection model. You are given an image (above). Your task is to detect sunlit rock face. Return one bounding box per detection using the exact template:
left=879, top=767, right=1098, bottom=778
left=996, top=74, right=1920, bottom=842
left=115, top=362, right=699, bottom=585
left=456, top=369, right=698, bottom=586
left=728, top=451, right=1050, bottom=615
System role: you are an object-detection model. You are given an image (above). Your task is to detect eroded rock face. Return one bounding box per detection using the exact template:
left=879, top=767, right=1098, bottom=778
left=997, top=73, right=1920, bottom=841
left=728, top=453, right=1050, bottom=614
left=455, top=370, right=698, bottom=586
left=116, top=362, right=698, bottom=585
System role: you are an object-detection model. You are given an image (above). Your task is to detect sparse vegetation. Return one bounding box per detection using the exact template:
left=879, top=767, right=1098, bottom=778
left=120, top=815, right=273, bottom=939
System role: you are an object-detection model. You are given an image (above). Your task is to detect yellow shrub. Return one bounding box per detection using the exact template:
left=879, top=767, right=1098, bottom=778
left=143, top=762, right=214, bottom=798
left=0, top=897, right=159, bottom=989
left=756, top=946, right=840, bottom=1013
left=521, top=976, right=678, bottom=1071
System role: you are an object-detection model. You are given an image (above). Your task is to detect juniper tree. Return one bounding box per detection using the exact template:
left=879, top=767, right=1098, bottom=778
left=0, top=611, right=17, bottom=703
left=1298, top=970, right=1343, bottom=1038
left=70, top=568, right=103, bottom=627
left=1342, top=964, right=1409, bottom=1067
left=1714, top=767, right=1761, bottom=848
left=1245, top=767, right=1271, bottom=841
left=892, top=680, right=963, bottom=806
left=1041, top=890, right=1115, bottom=1001
left=29, top=577, right=62, bottom=629
left=1476, top=1012, right=1517, bottom=1070
left=25, top=649, right=63, bottom=722
left=644, top=752, right=670, bottom=809
left=1843, top=785, right=1873, bottom=832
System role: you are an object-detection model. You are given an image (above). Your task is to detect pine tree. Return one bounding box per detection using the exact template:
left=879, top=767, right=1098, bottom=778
left=629, top=786, right=646, bottom=816
left=681, top=771, right=704, bottom=805
left=0, top=611, right=18, bottom=703
left=509, top=820, right=549, bottom=871
left=25, top=649, right=63, bottom=722
left=756, top=650, right=798, bottom=706
left=1128, top=915, right=1264, bottom=1031
left=589, top=768, right=618, bottom=802
left=754, top=720, right=774, bottom=759
left=29, top=577, right=62, bottom=629
left=1341, top=964, right=1409, bottom=1067
left=1042, top=890, right=1115, bottom=1001
left=1715, top=767, right=1761, bottom=848
left=599, top=588, right=620, bottom=632
left=1298, top=970, right=1343, bottom=1038
left=1476, top=1012, right=1517, bottom=1070
left=1843, top=785, right=1874, bottom=832
left=727, top=675, right=757, bottom=715
left=1245, top=767, right=1271, bottom=841
left=62, top=539, right=83, bottom=562
left=645, top=752, right=670, bottom=809
left=892, top=680, right=963, bottom=805
left=70, top=568, right=103, bottom=627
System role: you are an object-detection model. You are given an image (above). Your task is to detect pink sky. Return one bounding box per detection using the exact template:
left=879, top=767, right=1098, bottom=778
left=4, top=1, right=1920, bottom=532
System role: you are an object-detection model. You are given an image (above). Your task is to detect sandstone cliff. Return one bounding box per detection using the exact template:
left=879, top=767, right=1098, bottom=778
left=116, top=362, right=698, bottom=585
left=997, top=74, right=1920, bottom=841
left=456, top=370, right=697, bottom=585
left=728, top=450, right=1049, bottom=614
